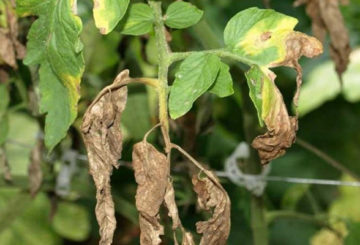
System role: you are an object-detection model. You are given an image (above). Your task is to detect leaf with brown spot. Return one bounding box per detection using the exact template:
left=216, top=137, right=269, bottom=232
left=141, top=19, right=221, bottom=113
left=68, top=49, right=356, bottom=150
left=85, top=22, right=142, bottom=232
left=294, top=0, right=351, bottom=81
left=81, top=70, right=130, bottom=245
left=245, top=31, right=322, bottom=164
left=272, top=31, right=323, bottom=107
left=28, top=139, right=43, bottom=197
left=192, top=171, right=231, bottom=245
left=132, top=141, right=169, bottom=245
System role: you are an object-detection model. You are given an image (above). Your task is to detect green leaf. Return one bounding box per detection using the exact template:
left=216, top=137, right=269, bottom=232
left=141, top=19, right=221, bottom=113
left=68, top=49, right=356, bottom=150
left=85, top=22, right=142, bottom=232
left=17, top=0, right=84, bottom=151
left=224, top=7, right=298, bottom=66
left=93, top=0, right=129, bottom=34
left=119, top=3, right=154, bottom=36
left=0, top=190, right=61, bottom=245
left=209, top=62, right=234, bottom=98
left=165, top=1, right=203, bottom=29
left=169, top=53, right=221, bottom=119
left=52, top=202, right=90, bottom=241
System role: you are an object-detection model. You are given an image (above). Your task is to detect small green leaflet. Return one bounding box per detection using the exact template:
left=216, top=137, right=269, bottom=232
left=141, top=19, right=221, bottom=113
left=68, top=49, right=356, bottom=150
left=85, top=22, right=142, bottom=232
left=17, top=0, right=84, bottom=151
left=169, top=53, right=221, bottom=119
left=93, top=0, right=129, bottom=35
left=224, top=7, right=298, bottom=66
left=52, top=202, right=90, bottom=241
left=119, top=3, right=154, bottom=36
left=165, top=1, right=203, bottom=29
left=209, top=62, right=234, bottom=98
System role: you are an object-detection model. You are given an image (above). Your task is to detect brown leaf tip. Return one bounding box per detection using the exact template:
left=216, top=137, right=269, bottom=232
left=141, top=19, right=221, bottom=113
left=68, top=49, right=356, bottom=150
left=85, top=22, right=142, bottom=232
left=252, top=116, right=298, bottom=165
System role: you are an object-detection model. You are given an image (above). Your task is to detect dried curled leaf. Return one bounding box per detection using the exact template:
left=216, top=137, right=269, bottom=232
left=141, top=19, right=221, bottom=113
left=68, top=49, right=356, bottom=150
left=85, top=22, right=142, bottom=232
left=272, top=31, right=323, bottom=106
left=28, top=139, right=43, bottom=197
left=81, top=70, right=130, bottom=245
left=246, top=66, right=298, bottom=164
left=0, top=2, right=26, bottom=68
left=192, top=171, right=231, bottom=245
left=294, top=0, right=351, bottom=81
left=164, top=181, right=195, bottom=245
left=132, top=141, right=169, bottom=245
left=246, top=31, right=322, bottom=164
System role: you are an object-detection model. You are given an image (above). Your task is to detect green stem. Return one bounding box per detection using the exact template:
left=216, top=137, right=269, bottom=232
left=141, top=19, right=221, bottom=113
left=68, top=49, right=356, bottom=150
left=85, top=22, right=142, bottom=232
left=149, top=1, right=171, bottom=149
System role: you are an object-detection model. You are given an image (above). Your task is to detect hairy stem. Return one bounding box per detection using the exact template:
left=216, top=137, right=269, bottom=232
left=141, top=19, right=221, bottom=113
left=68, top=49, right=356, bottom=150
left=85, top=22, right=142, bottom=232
left=149, top=1, right=171, bottom=150
left=171, top=49, right=254, bottom=64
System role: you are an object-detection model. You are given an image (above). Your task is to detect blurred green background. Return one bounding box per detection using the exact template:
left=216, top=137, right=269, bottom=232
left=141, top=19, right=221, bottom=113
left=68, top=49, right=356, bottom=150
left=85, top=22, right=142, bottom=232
left=1, top=0, right=360, bottom=244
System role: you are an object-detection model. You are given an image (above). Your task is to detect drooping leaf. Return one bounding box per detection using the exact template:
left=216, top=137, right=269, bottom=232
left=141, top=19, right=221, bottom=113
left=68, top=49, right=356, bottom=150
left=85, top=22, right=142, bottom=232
left=294, top=0, right=351, bottom=81
left=81, top=70, right=129, bottom=245
left=0, top=1, right=26, bottom=68
left=52, top=202, right=91, bottom=241
left=17, top=0, right=85, bottom=151
left=132, top=141, right=169, bottom=245
left=164, top=181, right=195, bottom=244
left=119, top=3, right=154, bottom=36
left=165, top=1, right=203, bottom=29
left=169, top=53, right=221, bottom=119
left=93, top=0, right=129, bottom=34
left=209, top=62, right=234, bottom=98
left=245, top=66, right=297, bottom=164
left=192, top=171, right=231, bottom=245
left=224, top=7, right=298, bottom=66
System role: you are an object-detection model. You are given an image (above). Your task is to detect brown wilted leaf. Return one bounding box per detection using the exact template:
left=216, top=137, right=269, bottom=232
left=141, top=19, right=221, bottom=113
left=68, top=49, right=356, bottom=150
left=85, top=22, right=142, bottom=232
left=164, top=180, right=195, bottom=245
left=132, top=141, right=169, bottom=245
left=251, top=70, right=298, bottom=164
left=192, top=171, right=231, bottom=245
left=294, top=0, right=351, bottom=81
left=0, top=29, right=17, bottom=68
left=0, top=3, right=26, bottom=68
left=28, top=139, right=43, bottom=197
left=252, top=32, right=322, bottom=164
left=273, top=31, right=323, bottom=106
left=0, top=69, right=9, bottom=83
left=81, top=70, right=130, bottom=245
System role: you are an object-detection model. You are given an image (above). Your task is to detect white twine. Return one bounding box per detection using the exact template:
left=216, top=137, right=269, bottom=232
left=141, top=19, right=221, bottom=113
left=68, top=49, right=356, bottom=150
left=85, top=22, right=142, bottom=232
left=5, top=139, right=360, bottom=193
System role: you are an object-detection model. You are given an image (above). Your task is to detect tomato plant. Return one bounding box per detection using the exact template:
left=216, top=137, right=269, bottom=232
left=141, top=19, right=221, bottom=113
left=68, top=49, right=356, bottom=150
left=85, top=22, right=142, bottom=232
left=1, top=0, right=360, bottom=244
